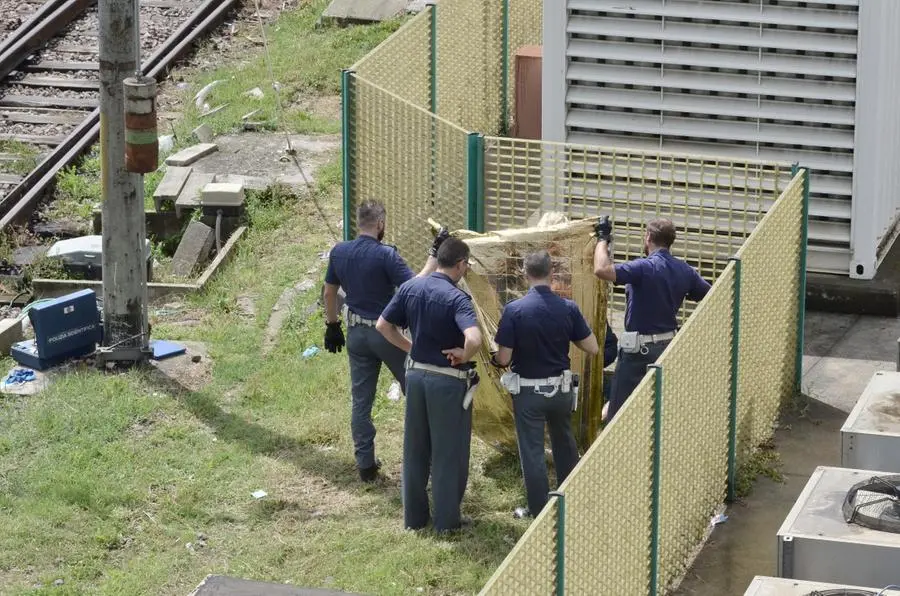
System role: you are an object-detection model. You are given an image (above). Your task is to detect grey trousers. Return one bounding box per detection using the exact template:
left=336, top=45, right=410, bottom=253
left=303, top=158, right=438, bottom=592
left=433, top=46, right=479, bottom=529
left=513, top=386, right=579, bottom=515
left=346, top=324, right=408, bottom=469
left=402, top=369, right=473, bottom=532
left=607, top=340, right=670, bottom=423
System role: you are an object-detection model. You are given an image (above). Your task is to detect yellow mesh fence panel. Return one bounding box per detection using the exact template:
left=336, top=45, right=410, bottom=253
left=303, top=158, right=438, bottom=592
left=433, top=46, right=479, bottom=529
left=482, top=136, right=791, bottom=316
left=351, top=75, right=468, bottom=267
left=506, top=0, right=543, bottom=134
left=353, top=10, right=431, bottom=108
left=656, top=263, right=735, bottom=591
left=456, top=218, right=607, bottom=449
left=563, top=372, right=655, bottom=594
left=735, top=171, right=805, bottom=464
left=478, top=499, right=558, bottom=595
left=436, top=0, right=504, bottom=134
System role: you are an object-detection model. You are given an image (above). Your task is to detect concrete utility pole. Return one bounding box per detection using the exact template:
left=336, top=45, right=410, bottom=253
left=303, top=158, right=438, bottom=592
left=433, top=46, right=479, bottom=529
left=98, top=0, right=150, bottom=363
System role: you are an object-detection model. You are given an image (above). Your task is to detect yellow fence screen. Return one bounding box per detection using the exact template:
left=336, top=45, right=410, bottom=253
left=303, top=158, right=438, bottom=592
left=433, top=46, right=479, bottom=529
left=436, top=0, right=504, bottom=135
left=353, top=10, right=431, bottom=109
left=350, top=75, right=468, bottom=270
left=478, top=499, right=559, bottom=595
left=564, top=372, right=656, bottom=594
left=655, top=263, right=735, bottom=591
left=735, top=171, right=805, bottom=464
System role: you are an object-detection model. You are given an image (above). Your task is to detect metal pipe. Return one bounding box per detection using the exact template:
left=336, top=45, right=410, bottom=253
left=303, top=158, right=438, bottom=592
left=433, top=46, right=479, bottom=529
left=99, top=0, right=149, bottom=361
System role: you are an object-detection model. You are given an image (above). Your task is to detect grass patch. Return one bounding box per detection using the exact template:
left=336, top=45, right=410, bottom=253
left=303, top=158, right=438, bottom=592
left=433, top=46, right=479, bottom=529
left=165, top=0, right=401, bottom=143
left=0, top=141, right=39, bottom=176
left=0, top=4, right=526, bottom=594
left=735, top=440, right=784, bottom=498
left=45, top=149, right=159, bottom=225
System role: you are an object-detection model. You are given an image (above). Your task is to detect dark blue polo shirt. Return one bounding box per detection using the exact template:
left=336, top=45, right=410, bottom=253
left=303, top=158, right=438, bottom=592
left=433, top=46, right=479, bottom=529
left=381, top=272, right=479, bottom=369
left=614, top=249, right=710, bottom=334
left=324, top=235, right=415, bottom=320
left=494, top=285, right=592, bottom=378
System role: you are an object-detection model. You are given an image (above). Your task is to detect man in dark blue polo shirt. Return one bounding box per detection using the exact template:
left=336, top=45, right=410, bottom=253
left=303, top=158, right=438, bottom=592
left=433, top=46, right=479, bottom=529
left=323, top=200, right=448, bottom=482
left=376, top=237, right=482, bottom=533
left=491, top=250, right=600, bottom=518
left=593, top=217, right=710, bottom=422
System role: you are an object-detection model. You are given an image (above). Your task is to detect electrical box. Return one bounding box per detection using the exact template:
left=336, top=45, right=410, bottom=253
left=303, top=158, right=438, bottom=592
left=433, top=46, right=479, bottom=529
left=745, top=575, right=899, bottom=595
left=841, top=371, right=900, bottom=472
left=46, top=235, right=151, bottom=281
left=777, top=466, right=900, bottom=587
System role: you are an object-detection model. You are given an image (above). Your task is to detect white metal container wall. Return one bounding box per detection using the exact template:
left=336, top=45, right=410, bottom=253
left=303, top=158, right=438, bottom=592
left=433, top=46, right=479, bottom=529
left=542, top=0, right=900, bottom=279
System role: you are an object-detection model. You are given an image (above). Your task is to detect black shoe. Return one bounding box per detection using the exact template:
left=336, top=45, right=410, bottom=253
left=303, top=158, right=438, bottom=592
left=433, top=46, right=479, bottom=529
left=436, top=516, right=473, bottom=535
left=358, top=459, right=381, bottom=483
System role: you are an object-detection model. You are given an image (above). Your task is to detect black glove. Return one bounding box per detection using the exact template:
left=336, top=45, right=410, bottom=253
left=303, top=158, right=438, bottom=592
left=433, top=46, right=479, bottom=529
left=324, top=321, right=345, bottom=353
left=489, top=351, right=506, bottom=368
left=429, top=227, right=450, bottom=257
left=594, top=216, right=613, bottom=243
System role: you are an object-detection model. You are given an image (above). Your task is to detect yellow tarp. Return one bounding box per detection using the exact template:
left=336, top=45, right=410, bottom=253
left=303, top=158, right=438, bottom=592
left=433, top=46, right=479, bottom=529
left=442, top=216, right=608, bottom=451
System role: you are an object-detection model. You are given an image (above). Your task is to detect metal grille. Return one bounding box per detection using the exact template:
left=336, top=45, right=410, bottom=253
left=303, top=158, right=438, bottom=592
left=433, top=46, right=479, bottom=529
left=557, top=0, right=858, bottom=275
left=436, top=0, right=504, bottom=134
left=656, top=263, right=734, bottom=591
left=564, top=372, right=655, bottom=594
left=482, top=135, right=790, bottom=315
left=506, top=0, right=543, bottom=134
left=353, top=10, right=431, bottom=109
left=735, top=170, right=804, bottom=463
left=351, top=75, right=468, bottom=269
left=478, top=499, right=558, bottom=595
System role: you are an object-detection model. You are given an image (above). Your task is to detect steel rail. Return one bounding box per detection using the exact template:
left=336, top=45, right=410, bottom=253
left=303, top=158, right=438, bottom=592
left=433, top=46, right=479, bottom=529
left=0, top=0, right=238, bottom=228
left=0, top=0, right=96, bottom=82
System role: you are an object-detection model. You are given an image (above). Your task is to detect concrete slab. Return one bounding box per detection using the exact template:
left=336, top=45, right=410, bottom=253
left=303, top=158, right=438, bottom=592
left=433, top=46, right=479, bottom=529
left=150, top=341, right=211, bottom=393
left=164, top=143, right=218, bottom=167
left=0, top=318, right=23, bottom=355
left=153, top=165, right=191, bottom=212
left=802, top=356, right=895, bottom=412
left=321, top=0, right=408, bottom=23
left=191, top=575, right=360, bottom=595
left=175, top=171, right=216, bottom=217
left=170, top=221, right=214, bottom=278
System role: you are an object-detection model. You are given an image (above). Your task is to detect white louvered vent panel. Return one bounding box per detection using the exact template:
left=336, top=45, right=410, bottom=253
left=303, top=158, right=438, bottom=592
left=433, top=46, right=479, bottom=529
left=563, top=0, right=860, bottom=275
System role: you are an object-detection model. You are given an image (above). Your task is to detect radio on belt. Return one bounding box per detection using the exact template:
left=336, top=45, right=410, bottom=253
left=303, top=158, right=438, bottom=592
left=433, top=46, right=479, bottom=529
left=10, top=289, right=101, bottom=371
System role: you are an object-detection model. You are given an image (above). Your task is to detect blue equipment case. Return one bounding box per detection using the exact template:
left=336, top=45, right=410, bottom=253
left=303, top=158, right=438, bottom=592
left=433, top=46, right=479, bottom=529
left=10, top=289, right=101, bottom=370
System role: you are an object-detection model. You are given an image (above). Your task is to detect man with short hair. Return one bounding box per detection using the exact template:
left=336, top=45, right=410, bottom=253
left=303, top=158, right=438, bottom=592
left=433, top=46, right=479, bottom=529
left=323, top=201, right=448, bottom=482
left=593, top=217, right=710, bottom=422
left=491, top=250, right=599, bottom=518
left=376, top=237, right=482, bottom=533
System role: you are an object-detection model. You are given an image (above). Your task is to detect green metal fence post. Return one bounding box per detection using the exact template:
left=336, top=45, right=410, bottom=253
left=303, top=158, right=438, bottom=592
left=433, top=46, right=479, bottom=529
left=647, top=365, right=663, bottom=596
left=340, top=69, right=354, bottom=241
left=549, top=491, right=566, bottom=596
left=500, top=0, right=510, bottom=135
left=794, top=165, right=810, bottom=395
left=727, top=257, right=742, bottom=502
left=427, top=1, right=437, bottom=207
left=428, top=0, right=437, bottom=114
left=466, top=132, right=485, bottom=232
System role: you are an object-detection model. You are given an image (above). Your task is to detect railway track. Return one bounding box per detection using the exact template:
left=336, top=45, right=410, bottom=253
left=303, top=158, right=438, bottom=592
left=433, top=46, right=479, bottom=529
left=0, top=0, right=237, bottom=230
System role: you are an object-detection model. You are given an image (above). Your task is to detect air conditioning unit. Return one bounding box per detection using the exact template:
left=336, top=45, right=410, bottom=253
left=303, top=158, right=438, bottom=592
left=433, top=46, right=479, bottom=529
left=842, top=371, right=900, bottom=472
left=778, top=466, right=900, bottom=587
left=745, top=575, right=900, bottom=595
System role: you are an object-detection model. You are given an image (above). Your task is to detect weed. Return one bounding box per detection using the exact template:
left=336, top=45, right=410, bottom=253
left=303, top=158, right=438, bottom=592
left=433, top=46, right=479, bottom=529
left=0, top=140, right=39, bottom=176
left=735, top=440, right=784, bottom=498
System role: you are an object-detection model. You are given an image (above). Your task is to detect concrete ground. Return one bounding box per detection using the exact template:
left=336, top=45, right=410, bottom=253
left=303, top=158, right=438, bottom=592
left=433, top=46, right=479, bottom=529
left=675, top=310, right=900, bottom=594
